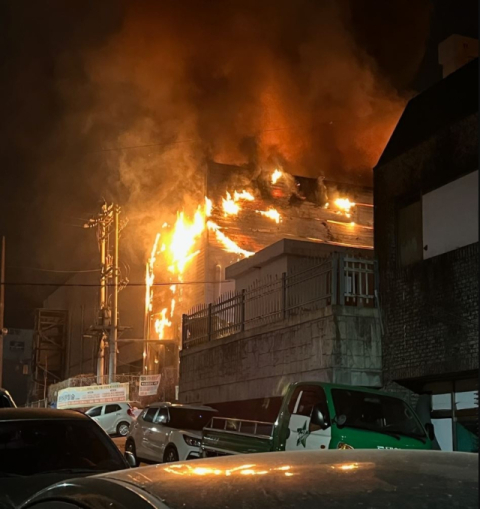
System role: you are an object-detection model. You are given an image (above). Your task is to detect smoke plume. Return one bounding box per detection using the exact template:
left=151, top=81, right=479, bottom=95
left=0, top=0, right=431, bottom=324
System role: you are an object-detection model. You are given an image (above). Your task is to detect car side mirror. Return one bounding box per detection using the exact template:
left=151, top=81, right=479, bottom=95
left=125, top=451, right=136, bottom=468
left=424, top=422, right=435, bottom=441
left=311, top=404, right=329, bottom=430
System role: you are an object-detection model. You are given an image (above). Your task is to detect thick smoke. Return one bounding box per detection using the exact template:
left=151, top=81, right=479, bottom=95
left=0, top=0, right=431, bottom=325
left=88, top=0, right=431, bottom=179
left=66, top=0, right=431, bottom=256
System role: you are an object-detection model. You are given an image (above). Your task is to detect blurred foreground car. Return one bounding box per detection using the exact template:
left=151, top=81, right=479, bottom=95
left=85, top=402, right=134, bottom=436
left=21, top=450, right=478, bottom=509
left=0, top=408, right=129, bottom=508
left=0, top=388, right=16, bottom=408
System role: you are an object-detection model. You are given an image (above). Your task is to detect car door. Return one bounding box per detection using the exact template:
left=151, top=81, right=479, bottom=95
left=86, top=405, right=103, bottom=427
left=285, top=385, right=332, bottom=451
left=103, top=404, right=122, bottom=434
left=147, top=407, right=170, bottom=460
left=137, top=407, right=159, bottom=461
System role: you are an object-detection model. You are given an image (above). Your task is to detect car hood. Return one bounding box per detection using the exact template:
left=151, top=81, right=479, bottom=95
left=173, top=428, right=203, bottom=439
left=0, top=472, right=93, bottom=508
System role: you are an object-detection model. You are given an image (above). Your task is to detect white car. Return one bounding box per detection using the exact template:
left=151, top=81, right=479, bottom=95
left=126, top=403, right=217, bottom=465
left=85, top=402, right=134, bottom=437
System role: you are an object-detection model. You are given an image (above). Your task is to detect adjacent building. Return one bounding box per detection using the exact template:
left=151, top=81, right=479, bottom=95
left=374, top=56, right=478, bottom=452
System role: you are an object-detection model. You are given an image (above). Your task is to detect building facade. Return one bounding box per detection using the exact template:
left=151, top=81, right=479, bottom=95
left=374, top=58, right=478, bottom=452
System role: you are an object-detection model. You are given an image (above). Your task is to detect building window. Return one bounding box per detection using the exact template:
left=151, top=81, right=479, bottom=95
left=422, top=170, right=478, bottom=259
left=427, top=379, right=478, bottom=453
left=397, top=200, right=423, bottom=267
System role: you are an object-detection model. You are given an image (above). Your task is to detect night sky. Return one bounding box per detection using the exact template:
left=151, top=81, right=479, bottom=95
left=0, top=0, right=477, bottom=329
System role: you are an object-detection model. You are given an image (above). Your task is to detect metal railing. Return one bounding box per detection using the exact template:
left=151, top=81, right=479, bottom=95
left=183, top=253, right=376, bottom=348
left=206, top=416, right=275, bottom=438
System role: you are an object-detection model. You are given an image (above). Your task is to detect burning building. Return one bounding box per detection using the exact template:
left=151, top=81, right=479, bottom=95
left=144, top=162, right=373, bottom=398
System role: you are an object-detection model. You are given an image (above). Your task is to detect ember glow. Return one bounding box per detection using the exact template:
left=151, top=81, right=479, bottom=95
left=271, top=169, right=283, bottom=184
left=334, top=197, right=356, bottom=216
left=256, top=208, right=282, bottom=224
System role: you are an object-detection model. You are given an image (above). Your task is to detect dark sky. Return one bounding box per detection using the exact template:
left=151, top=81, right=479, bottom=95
left=0, top=0, right=477, bottom=329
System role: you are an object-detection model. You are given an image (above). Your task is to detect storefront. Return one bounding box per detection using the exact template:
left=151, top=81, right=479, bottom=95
left=423, top=378, right=478, bottom=452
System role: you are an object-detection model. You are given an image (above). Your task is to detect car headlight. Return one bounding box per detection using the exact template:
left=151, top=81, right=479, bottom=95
left=183, top=435, right=201, bottom=447
left=337, top=442, right=354, bottom=450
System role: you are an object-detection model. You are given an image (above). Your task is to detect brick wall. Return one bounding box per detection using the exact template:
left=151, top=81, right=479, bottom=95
left=375, top=114, right=478, bottom=384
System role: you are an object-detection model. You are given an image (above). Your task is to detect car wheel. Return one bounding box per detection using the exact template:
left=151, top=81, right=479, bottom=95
left=117, top=421, right=130, bottom=437
left=163, top=445, right=179, bottom=463
left=125, top=439, right=139, bottom=467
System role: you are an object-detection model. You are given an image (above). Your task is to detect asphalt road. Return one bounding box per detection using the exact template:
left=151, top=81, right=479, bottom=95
left=113, top=436, right=148, bottom=467
left=113, top=436, right=126, bottom=454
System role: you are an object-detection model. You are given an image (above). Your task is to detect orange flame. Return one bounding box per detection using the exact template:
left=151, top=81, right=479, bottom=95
left=271, top=169, right=283, bottom=184
left=256, top=208, right=282, bottom=223
left=207, top=221, right=254, bottom=257
left=155, top=308, right=172, bottom=339
left=222, top=191, right=240, bottom=216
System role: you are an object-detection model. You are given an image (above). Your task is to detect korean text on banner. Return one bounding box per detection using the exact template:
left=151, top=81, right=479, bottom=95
left=139, top=374, right=161, bottom=396
left=57, top=383, right=129, bottom=409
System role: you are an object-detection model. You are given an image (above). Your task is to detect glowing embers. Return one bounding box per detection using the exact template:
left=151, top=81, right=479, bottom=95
left=332, top=197, right=356, bottom=218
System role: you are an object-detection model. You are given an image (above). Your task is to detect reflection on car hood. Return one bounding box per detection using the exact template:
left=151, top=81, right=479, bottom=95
left=96, top=450, right=478, bottom=509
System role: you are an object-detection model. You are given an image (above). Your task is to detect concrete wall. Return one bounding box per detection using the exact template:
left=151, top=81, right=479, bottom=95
left=179, top=305, right=382, bottom=405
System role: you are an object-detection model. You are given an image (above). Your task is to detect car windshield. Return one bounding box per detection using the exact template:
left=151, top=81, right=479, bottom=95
left=331, top=389, right=426, bottom=439
left=168, top=408, right=216, bottom=430
left=0, top=419, right=126, bottom=476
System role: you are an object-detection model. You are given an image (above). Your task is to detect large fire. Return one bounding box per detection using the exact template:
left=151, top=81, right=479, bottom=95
left=146, top=169, right=357, bottom=340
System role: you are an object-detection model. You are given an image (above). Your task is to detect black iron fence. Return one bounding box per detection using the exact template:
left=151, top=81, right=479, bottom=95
left=182, top=253, right=376, bottom=349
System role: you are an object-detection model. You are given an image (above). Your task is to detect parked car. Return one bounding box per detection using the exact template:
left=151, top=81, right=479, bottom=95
left=85, top=402, right=135, bottom=436
left=0, top=408, right=129, bottom=508
left=21, top=450, right=478, bottom=509
left=126, top=403, right=217, bottom=465
left=0, top=388, right=16, bottom=408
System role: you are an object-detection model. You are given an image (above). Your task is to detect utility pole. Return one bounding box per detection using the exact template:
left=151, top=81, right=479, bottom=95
left=108, top=205, right=120, bottom=383
left=85, top=202, right=126, bottom=385
left=98, top=211, right=108, bottom=382
left=0, top=236, right=5, bottom=387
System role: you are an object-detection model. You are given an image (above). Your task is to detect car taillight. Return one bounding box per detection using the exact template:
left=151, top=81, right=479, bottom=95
left=127, top=409, right=134, bottom=417
left=337, top=442, right=354, bottom=450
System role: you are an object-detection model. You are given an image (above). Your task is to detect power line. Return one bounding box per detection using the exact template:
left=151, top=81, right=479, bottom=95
left=0, top=280, right=232, bottom=287
left=86, top=123, right=332, bottom=155
left=8, top=267, right=101, bottom=273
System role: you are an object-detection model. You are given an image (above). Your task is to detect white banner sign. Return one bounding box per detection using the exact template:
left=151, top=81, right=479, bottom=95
left=57, top=383, right=129, bottom=409
left=139, top=375, right=161, bottom=396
